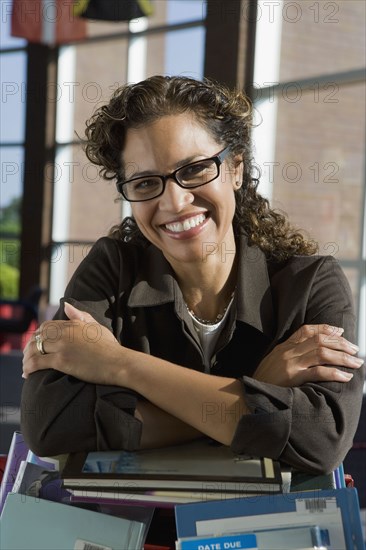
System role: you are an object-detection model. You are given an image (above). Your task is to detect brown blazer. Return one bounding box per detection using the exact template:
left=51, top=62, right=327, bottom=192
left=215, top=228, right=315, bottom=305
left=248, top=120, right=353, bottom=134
left=21, top=235, right=364, bottom=474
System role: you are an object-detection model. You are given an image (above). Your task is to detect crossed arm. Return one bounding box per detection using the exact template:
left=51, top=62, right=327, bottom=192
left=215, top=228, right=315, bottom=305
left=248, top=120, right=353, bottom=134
left=22, top=302, right=363, bottom=451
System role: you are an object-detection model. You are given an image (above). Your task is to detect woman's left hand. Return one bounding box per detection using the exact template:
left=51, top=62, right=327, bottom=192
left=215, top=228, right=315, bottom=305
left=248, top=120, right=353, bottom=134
left=22, top=303, right=123, bottom=385
left=252, top=324, right=363, bottom=387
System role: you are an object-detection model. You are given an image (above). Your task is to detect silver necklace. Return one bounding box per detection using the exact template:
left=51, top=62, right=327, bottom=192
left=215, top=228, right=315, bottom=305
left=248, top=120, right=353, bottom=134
left=185, top=290, right=235, bottom=326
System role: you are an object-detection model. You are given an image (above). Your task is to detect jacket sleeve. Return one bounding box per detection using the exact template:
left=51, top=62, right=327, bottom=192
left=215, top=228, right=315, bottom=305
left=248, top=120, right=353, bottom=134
left=20, top=238, right=142, bottom=457
left=231, top=256, right=365, bottom=474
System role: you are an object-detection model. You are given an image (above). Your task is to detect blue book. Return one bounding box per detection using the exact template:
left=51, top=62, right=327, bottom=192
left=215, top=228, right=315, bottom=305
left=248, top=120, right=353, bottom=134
left=174, top=488, right=364, bottom=550
left=177, top=525, right=331, bottom=550
left=0, top=493, right=146, bottom=549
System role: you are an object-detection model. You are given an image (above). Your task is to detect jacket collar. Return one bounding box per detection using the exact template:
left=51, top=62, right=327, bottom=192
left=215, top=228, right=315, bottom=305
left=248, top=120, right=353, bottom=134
left=127, top=235, right=274, bottom=338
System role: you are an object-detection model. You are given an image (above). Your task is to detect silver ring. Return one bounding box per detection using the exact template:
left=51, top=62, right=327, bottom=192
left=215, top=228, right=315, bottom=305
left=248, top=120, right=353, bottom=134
left=35, top=333, right=46, bottom=355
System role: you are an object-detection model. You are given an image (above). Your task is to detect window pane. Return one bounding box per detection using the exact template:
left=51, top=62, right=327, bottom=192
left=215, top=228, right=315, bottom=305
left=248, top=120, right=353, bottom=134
left=277, top=0, right=366, bottom=81
left=165, top=27, right=205, bottom=78
left=167, top=0, right=206, bottom=24
left=254, top=83, right=365, bottom=261
left=56, top=40, right=128, bottom=144
left=49, top=143, right=123, bottom=303
left=53, top=144, right=121, bottom=242
left=67, top=144, right=122, bottom=242
left=144, top=27, right=205, bottom=79
left=0, top=53, right=27, bottom=143
left=0, top=147, right=23, bottom=299
left=0, top=146, right=24, bottom=207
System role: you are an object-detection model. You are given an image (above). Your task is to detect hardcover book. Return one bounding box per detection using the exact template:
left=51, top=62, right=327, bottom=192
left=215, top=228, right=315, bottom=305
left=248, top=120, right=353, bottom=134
left=62, top=438, right=283, bottom=495
left=11, top=460, right=71, bottom=503
left=174, top=487, right=364, bottom=550
left=0, top=493, right=147, bottom=550
left=176, top=525, right=332, bottom=550
left=69, top=487, right=276, bottom=508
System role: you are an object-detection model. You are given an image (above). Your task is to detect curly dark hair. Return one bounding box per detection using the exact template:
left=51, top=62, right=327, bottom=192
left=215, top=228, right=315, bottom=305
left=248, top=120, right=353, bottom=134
left=84, top=75, right=317, bottom=260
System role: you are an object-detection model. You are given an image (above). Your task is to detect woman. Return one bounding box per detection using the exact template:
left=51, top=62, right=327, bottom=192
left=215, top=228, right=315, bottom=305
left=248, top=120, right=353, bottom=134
left=21, top=75, right=364, bottom=475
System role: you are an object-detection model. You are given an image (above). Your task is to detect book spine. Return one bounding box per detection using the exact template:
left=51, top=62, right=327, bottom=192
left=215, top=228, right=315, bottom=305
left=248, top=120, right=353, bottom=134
left=0, top=431, right=29, bottom=515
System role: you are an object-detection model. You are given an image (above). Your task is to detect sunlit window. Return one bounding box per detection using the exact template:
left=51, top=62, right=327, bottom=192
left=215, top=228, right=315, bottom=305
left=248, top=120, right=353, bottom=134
left=48, top=0, right=207, bottom=305
left=252, top=0, right=366, bottom=353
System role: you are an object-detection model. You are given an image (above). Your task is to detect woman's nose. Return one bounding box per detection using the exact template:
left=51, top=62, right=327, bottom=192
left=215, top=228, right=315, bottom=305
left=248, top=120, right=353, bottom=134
left=158, top=178, right=194, bottom=211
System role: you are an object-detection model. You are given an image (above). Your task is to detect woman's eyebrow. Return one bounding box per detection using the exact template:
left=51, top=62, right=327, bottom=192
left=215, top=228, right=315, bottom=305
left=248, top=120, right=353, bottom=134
left=175, top=154, right=205, bottom=169
left=126, top=154, right=207, bottom=178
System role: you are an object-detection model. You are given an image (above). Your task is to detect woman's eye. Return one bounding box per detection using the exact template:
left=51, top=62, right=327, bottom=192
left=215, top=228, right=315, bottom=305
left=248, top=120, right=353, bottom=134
left=132, top=178, right=160, bottom=193
left=182, top=162, right=209, bottom=180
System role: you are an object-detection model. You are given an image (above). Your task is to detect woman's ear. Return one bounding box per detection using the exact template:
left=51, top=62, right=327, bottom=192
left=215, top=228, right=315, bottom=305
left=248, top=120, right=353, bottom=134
left=233, top=157, right=244, bottom=190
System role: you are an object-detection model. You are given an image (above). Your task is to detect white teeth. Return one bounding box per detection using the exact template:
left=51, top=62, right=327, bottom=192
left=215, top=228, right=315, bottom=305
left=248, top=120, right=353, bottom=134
left=165, top=213, right=206, bottom=233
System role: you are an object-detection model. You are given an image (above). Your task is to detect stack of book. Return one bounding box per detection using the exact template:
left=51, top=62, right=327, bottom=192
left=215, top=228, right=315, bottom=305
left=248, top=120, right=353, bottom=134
left=3, top=432, right=364, bottom=549
left=173, top=488, right=365, bottom=550
left=61, top=438, right=285, bottom=507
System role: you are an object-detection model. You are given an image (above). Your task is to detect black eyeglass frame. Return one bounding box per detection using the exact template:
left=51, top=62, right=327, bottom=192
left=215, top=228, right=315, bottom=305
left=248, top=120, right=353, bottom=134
left=116, top=146, right=231, bottom=202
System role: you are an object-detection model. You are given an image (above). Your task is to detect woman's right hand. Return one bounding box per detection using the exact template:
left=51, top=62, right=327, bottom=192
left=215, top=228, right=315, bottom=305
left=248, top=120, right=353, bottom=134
left=253, top=324, right=364, bottom=387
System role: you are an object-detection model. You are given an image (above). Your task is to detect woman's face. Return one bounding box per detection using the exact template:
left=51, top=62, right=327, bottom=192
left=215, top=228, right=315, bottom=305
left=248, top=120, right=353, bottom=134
left=122, top=113, right=243, bottom=268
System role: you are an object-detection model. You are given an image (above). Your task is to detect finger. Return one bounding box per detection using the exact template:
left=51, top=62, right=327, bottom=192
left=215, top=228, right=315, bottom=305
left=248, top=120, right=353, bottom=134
left=23, top=332, right=42, bottom=361
left=288, top=324, right=344, bottom=345
left=22, top=340, right=32, bottom=356
left=294, top=344, right=364, bottom=369
left=23, top=327, right=44, bottom=355
left=64, top=302, right=95, bottom=323
left=24, top=330, right=55, bottom=362
left=298, top=365, right=354, bottom=385
left=22, top=348, right=50, bottom=378
left=287, top=331, right=360, bottom=361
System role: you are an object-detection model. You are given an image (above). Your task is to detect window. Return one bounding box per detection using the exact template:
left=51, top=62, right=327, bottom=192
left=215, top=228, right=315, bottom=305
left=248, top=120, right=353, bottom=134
left=252, top=0, right=366, bottom=353
left=0, top=18, right=27, bottom=299
left=48, top=1, right=207, bottom=304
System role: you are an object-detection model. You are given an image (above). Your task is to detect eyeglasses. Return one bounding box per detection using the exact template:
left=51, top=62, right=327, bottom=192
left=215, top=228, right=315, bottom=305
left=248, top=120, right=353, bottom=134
left=116, top=146, right=231, bottom=202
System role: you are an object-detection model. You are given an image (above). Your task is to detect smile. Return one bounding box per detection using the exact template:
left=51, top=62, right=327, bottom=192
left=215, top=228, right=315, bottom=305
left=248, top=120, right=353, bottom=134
left=164, top=213, right=206, bottom=233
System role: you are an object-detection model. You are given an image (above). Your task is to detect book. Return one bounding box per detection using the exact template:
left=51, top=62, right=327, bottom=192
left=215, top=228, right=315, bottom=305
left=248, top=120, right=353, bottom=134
left=25, top=449, right=59, bottom=470
left=0, top=492, right=147, bottom=550
left=176, top=532, right=258, bottom=550
left=174, top=488, right=364, bottom=550
left=11, top=459, right=72, bottom=503
left=62, top=438, right=283, bottom=495
left=69, top=487, right=273, bottom=509
left=0, top=430, right=29, bottom=515
left=70, top=488, right=209, bottom=508
left=176, top=526, right=332, bottom=550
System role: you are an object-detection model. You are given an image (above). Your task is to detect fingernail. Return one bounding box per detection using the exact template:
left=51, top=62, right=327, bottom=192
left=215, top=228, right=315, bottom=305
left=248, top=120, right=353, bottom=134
left=338, top=371, right=353, bottom=380
left=350, top=357, right=364, bottom=367
left=348, top=342, right=359, bottom=352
